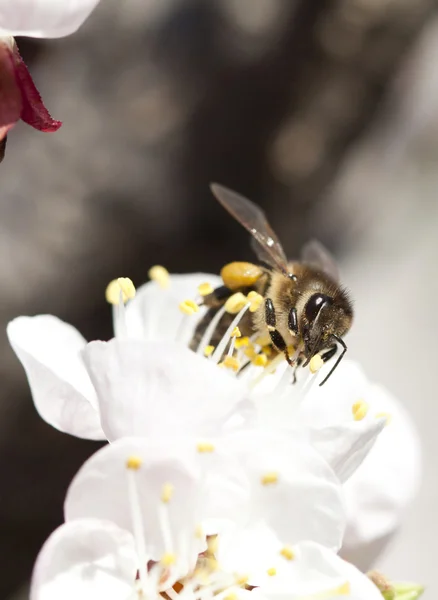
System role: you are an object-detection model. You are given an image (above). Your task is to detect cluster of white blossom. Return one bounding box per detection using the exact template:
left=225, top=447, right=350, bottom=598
left=0, top=2, right=423, bottom=598
left=8, top=271, right=422, bottom=600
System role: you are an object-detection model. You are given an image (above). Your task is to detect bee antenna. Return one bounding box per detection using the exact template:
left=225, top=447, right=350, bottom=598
left=319, top=334, right=347, bottom=386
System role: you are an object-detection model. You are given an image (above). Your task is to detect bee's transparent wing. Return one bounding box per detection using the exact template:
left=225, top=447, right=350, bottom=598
left=210, top=183, right=288, bottom=273
left=301, top=239, right=340, bottom=282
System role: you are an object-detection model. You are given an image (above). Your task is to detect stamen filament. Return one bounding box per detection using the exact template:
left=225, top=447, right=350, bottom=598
left=126, top=468, right=149, bottom=590
left=158, top=502, right=174, bottom=555
left=212, top=303, right=251, bottom=364
left=196, top=305, right=227, bottom=355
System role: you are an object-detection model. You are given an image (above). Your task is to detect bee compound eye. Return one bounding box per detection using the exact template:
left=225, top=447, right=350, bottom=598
left=305, top=293, right=331, bottom=322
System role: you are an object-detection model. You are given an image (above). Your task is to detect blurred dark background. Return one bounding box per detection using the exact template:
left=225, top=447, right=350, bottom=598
left=2, top=0, right=438, bottom=597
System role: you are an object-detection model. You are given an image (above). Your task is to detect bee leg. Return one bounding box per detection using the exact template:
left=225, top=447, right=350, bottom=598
left=265, top=298, right=293, bottom=365
left=292, top=357, right=303, bottom=384
left=321, top=344, right=337, bottom=363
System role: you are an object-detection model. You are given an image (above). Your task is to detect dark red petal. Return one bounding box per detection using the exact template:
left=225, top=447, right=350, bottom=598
left=11, top=41, right=62, bottom=132
left=0, top=39, right=22, bottom=139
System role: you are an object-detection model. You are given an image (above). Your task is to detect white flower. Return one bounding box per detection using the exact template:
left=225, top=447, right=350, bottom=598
left=0, top=0, right=101, bottom=38
left=27, top=433, right=348, bottom=599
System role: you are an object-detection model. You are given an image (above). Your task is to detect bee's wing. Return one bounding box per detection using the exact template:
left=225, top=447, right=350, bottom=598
left=301, top=239, right=340, bottom=282
left=210, top=183, right=289, bottom=273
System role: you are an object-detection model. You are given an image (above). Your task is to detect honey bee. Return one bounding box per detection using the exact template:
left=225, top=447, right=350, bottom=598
left=191, top=183, right=353, bottom=385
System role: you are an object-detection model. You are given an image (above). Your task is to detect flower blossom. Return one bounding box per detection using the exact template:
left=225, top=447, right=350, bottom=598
left=7, top=271, right=421, bottom=551
left=30, top=436, right=377, bottom=600
left=0, top=0, right=101, bottom=160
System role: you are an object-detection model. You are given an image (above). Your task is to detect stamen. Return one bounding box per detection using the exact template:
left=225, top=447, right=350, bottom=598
left=267, top=567, right=277, bottom=576
left=197, top=441, right=215, bottom=453
left=160, top=552, right=176, bottom=566
left=158, top=499, right=174, bottom=555
left=231, top=326, right=241, bottom=338
left=235, top=575, right=249, bottom=587
left=352, top=400, right=369, bottom=421
left=224, top=293, right=248, bottom=314
left=280, top=546, right=295, bottom=560
left=212, top=302, right=251, bottom=364
left=309, top=354, right=323, bottom=374
left=252, top=354, right=268, bottom=368
left=375, top=412, right=392, bottom=425
left=105, top=277, right=136, bottom=305
left=223, top=594, right=237, bottom=600
left=126, top=457, right=149, bottom=589
left=195, top=524, right=204, bottom=539
left=148, top=265, right=170, bottom=289
left=247, top=291, right=263, bottom=313
left=198, top=282, right=214, bottom=296
left=161, top=483, right=174, bottom=503
left=249, top=352, right=285, bottom=390
left=204, top=345, right=215, bottom=357
left=196, top=305, right=227, bottom=355
left=221, top=355, right=240, bottom=372
left=235, top=336, right=249, bottom=349
left=255, top=333, right=271, bottom=347
left=179, top=299, right=200, bottom=315
left=261, top=471, right=279, bottom=486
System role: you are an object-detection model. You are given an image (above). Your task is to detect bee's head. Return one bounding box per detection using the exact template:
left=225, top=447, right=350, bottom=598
left=302, top=291, right=353, bottom=360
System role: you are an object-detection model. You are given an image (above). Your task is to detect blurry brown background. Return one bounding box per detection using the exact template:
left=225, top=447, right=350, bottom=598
left=2, top=0, right=437, bottom=597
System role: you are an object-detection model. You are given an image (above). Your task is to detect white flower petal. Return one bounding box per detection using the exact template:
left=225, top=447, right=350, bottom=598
left=65, top=438, right=204, bottom=567
left=251, top=541, right=382, bottom=600
left=7, top=316, right=104, bottom=440
left=0, top=0, right=101, bottom=38
left=343, top=386, right=422, bottom=548
left=217, top=430, right=346, bottom=551
left=30, top=519, right=137, bottom=600
left=255, top=360, right=388, bottom=482
left=82, top=338, right=251, bottom=441
left=309, top=420, right=385, bottom=483
left=124, top=272, right=221, bottom=343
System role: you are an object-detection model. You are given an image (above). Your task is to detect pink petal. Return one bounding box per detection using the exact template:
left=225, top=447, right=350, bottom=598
left=0, top=38, right=22, bottom=138
left=11, top=40, right=61, bottom=132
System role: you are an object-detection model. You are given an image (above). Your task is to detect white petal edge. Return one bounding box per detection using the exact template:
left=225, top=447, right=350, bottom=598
left=30, top=519, right=137, bottom=600
left=82, top=338, right=250, bottom=441
left=7, top=316, right=104, bottom=440
left=0, top=0, right=101, bottom=38
left=343, top=385, right=422, bottom=547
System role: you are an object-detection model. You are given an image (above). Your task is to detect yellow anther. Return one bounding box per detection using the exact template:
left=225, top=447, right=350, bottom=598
left=334, top=582, right=351, bottom=596
left=195, top=524, right=204, bottom=539
left=261, top=471, right=279, bottom=486
left=148, top=265, right=170, bottom=289
left=224, top=292, right=248, bottom=314
left=267, top=567, right=277, bottom=576
left=352, top=400, right=369, bottom=421
left=235, top=336, right=250, bottom=349
left=198, top=282, right=214, bottom=296
left=248, top=291, right=264, bottom=313
left=179, top=299, right=200, bottom=315
left=231, top=326, right=242, bottom=338
left=280, top=546, right=295, bottom=561
left=197, top=441, right=215, bottom=453
left=161, top=482, right=174, bottom=503
left=309, top=354, right=324, bottom=374
left=223, top=594, right=237, bottom=600
left=204, top=345, right=215, bottom=357
left=222, top=355, right=240, bottom=372
left=160, top=552, right=176, bottom=566
left=105, top=277, right=136, bottom=305
left=235, top=575, right=249, bottom=586
left=375, top=412, right=392, bottom=425
left=262, top=345, right=272, bottom=356
left=126, top=455, right=142, bottom=470
left=244, top=344, right=257, bottom=360
left=252, top=354, right=268, bottom=368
